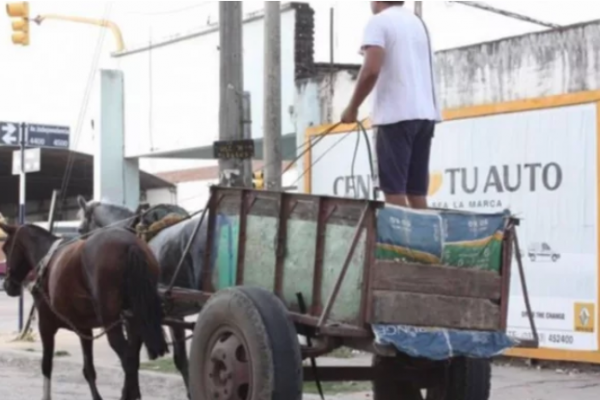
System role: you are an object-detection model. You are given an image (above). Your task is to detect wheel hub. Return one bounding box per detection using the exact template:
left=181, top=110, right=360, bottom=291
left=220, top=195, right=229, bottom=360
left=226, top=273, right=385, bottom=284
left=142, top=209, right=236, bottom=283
left=207, top=331, right=250, bottom=400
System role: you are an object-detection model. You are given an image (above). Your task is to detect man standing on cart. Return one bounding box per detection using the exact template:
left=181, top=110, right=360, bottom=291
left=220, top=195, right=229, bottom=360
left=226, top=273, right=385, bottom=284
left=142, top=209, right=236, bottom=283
left=341, top=1, right=442, bottom=209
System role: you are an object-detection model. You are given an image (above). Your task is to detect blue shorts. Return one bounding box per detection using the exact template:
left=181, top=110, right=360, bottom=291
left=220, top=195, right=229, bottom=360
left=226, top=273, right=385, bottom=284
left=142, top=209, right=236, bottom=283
left=375, top=120, right=435, bottom=196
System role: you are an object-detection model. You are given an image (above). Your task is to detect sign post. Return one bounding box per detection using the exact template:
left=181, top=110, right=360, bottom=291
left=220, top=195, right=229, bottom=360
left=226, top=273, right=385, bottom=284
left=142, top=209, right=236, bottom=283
left=2, top=119, right=68, bottom=332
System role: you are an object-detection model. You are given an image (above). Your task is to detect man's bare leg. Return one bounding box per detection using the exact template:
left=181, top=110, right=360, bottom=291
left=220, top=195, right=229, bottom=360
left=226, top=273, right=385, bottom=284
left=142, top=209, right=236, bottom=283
left=385, top=194, right=410, bottom=208
left=408, top=195, right=428, bottom=210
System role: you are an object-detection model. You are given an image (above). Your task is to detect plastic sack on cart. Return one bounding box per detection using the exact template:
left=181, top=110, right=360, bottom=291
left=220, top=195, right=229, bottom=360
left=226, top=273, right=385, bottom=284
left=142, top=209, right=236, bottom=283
left=372, top=324, right=518, bottom=361
left=376, top=206, right=511, bottom=273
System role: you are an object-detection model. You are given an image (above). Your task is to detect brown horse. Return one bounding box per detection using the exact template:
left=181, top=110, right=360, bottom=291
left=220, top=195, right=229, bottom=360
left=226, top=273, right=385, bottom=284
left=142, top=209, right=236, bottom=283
left=0, top=222, right=169, bottom=400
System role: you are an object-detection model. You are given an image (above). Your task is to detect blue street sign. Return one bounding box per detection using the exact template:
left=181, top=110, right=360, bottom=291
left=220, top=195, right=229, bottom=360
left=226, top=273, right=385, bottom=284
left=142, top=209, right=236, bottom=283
left=0, top=122, right=71, bottom=149
left=27, top=124, right=70, bottom=149
left=0, top=121, right=19, bottom=146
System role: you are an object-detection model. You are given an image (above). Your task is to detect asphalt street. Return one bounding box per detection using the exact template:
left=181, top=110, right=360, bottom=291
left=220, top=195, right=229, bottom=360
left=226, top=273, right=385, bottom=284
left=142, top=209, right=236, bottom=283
left=1, top=291, right=599, bottom=400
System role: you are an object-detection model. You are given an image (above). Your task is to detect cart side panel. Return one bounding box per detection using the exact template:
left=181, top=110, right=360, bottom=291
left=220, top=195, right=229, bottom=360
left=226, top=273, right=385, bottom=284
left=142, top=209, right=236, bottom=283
left=369, top=260, right=503, bottom=330
left=211, top=193, right=242, bottom=290
left=243, top=196, right=279, bottom=291
left=281, top=198, right=319, bottom=311
left=209, top=188, right=370, bottom=325
left=319, top=222, right=367, bottom=323
left=366, top=206, right=511, bottom=331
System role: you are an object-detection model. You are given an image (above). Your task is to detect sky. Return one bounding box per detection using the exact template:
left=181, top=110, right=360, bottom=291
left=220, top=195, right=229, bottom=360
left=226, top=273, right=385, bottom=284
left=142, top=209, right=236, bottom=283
left=1, top=0, right=600, bottom=172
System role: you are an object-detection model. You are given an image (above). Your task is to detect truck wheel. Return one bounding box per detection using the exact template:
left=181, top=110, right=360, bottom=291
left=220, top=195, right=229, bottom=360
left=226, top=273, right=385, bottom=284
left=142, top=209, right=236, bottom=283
left=373, top=356, right=491, bottom=400
left=189, top=287, right=303, bottom=400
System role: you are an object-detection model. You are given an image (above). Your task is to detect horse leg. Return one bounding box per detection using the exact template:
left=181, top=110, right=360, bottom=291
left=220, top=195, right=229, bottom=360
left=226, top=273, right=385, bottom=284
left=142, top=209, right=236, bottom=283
left=170, top=325, right=190, bottom=398
left=79, top=330, right=103, bottom=400
left=39, top=322, right=57, bottom=400
left=124, top=320, right=143, bottom=400
left=107, top=325, right=141, bottom=400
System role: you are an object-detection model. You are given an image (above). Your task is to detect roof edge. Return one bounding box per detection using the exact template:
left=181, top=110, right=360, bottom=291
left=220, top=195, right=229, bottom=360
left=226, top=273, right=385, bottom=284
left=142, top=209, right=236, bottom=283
left=436, top=18, right=600, bottom=55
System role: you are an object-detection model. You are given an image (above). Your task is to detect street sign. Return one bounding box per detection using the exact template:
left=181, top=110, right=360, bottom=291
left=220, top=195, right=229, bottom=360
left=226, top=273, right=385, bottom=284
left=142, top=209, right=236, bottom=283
left=213, top=139, right=255, bottom=160
left=12, top=147, right=41, bottom=175
left=0, top=122, right=18, bottom=145
left=27, top=124, right=70, bottom=149
left=0, top=122, right=70, bottom=149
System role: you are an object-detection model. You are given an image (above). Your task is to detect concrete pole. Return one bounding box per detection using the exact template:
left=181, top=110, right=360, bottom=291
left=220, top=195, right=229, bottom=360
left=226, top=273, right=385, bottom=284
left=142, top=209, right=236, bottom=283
left=415, top=1, right=423, bottom=17
left=264, top=1, right=282, bottom=191
left=219, top=2, right=250, bottom=187
left=97, top=70, right=140, bottom=209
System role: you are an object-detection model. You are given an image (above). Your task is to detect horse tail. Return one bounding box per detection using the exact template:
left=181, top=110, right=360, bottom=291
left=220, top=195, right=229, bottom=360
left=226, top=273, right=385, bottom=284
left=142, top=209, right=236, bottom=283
left=124, top=245, right=169, bottom=360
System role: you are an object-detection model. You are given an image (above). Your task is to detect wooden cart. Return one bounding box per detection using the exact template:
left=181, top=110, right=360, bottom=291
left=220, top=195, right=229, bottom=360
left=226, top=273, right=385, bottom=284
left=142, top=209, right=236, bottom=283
left=161, top=186, right=539, bottom=400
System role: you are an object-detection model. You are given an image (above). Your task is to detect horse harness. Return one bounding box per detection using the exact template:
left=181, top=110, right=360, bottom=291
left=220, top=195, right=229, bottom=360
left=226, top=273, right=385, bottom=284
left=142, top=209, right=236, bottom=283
left=135, top=204, right=191, bottom=241
left=23, top=238, right=125, bottom=341
left=135, top=213, right=186, bottom=243
left=25, top=239, right=63, bottom=293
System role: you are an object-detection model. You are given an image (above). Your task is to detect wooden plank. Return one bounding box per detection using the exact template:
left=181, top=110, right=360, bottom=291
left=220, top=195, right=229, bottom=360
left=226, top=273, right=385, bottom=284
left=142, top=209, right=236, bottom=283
left=370, top=291, right=501, bottom=331
left=371, top=261, right=502, bottom=301
left=216, top=190, right=367, bottom=226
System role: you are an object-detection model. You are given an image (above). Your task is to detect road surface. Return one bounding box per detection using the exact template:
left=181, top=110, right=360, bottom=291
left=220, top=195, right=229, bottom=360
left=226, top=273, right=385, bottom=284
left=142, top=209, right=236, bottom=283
left=2, top=293, right=600, bottom=399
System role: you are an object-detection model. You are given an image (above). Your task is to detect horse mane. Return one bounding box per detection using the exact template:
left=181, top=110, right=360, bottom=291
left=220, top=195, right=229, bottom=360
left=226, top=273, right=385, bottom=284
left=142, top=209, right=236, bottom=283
left=91, top=199, right=136, bottom=218
left=24, top=224, right=59, bottom=241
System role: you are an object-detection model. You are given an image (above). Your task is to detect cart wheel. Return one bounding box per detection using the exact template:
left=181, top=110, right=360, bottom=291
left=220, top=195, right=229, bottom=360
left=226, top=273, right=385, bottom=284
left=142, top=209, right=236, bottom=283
left=441, top=357, right=491, bottom=400
left=372, top=356, right=491, bottom=400
left=372, top=355, right=423, bottom=400
left=189, top=287, right=303, bottom=400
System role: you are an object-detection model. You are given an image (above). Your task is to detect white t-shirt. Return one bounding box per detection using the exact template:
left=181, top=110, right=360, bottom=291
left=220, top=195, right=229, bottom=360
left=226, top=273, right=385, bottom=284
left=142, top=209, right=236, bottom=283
left=361, top=6, right=442, bottom=126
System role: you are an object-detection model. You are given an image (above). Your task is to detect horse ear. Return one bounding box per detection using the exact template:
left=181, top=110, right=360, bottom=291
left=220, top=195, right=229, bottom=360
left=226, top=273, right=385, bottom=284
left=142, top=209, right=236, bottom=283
left=0, top=222, right=16, bottom=236
left=77, top=195, right=88, bottom=211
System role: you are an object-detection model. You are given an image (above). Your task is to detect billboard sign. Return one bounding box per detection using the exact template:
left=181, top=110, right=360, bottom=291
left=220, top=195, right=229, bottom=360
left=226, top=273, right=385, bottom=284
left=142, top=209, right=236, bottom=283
left=307, top=97, right=600, bottom=360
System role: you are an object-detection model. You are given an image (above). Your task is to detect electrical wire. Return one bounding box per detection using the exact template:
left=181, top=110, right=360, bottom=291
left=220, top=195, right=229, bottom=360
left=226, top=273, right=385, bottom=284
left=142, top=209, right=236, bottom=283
left=148, top=27, right=155, bottom=152
left=350, top=125, right=361, bottom=198
left=288, top=129, right=355, bottom=190
left=58, top=2, right=113, bottom=217
left=356, top=120, right=377, bottom=199
left=265, top=122, right=346, bottom=176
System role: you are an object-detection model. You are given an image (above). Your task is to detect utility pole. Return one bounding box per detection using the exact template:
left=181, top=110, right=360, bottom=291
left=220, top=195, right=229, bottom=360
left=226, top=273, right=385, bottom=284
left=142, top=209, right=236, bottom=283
left=218, top=2, right=250, bottom=187
left=414, top=1, right=423, bottom=17
left=242, top=92, right=253, bottom=185
left=264, top=1, right=282, bottom=191
left=18, top=122, right=26, bottom=331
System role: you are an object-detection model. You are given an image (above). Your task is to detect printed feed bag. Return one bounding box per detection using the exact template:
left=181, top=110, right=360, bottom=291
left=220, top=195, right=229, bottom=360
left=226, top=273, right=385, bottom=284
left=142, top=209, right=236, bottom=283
left=376, top=206, right=510, bottom=272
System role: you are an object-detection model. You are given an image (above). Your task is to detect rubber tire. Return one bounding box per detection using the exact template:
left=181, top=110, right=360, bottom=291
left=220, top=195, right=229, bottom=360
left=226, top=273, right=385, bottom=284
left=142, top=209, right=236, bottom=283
left=189, top=287, right=303, bottom=400
left=372, top=356, right=491, bottom=400
left=443, top=357, right=491, bottom=400
left=373, top=355, right=423, bottom=400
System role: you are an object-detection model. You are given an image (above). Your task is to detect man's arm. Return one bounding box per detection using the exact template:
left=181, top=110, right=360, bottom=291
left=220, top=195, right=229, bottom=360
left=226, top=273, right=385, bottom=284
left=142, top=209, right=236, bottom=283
left=349, top=46, right=385, bottom=111
left=341, top=18, right=386, bottom=124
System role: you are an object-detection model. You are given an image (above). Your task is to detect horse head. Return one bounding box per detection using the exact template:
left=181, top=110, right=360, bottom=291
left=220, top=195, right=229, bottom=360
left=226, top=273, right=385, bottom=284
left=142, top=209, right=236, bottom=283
left=0, top=223, right=57, bottom=297
left=77, top=196, right=136, bottom=235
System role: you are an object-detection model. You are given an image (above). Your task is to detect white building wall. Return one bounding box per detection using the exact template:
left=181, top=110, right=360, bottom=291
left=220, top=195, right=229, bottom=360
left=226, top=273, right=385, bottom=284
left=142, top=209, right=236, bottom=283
left=115, top=6, right=300, bottom=165
left=435, top=21, right=600, bottom=109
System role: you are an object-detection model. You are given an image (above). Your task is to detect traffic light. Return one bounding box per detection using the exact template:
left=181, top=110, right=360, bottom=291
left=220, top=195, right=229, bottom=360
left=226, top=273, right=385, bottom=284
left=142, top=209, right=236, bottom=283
left=6, top=2, right=30, bottom=46
left=253, top=171, right=264, bottom=190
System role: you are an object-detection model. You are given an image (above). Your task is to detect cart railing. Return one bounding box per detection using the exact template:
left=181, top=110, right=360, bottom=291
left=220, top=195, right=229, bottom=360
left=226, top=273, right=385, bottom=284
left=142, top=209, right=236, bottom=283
left=199, top=186, right=538, bottom=349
